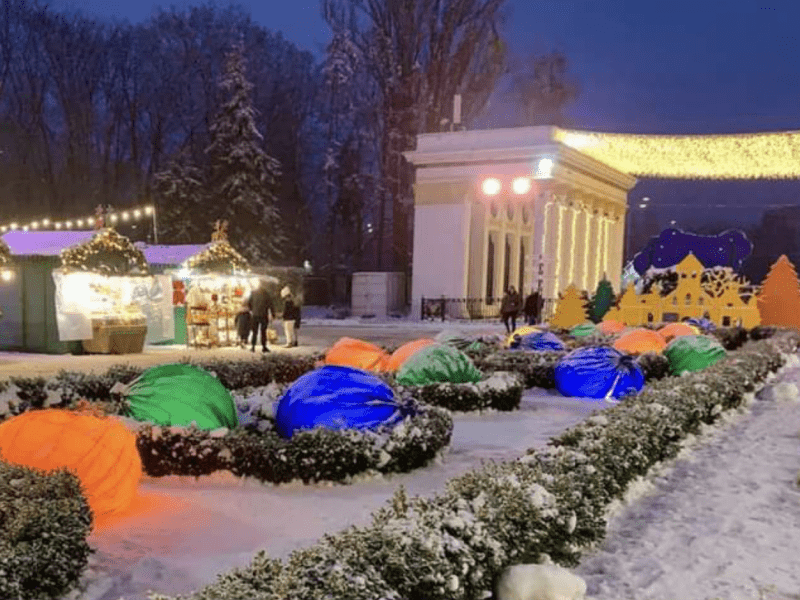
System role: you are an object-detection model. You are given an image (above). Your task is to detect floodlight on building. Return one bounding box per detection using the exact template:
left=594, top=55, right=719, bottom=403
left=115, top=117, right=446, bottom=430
left=482, top=177, right=502, bottom=196
left=535, top=157, right=554, bottom=179
left=512, top=177, right=532, bottom=195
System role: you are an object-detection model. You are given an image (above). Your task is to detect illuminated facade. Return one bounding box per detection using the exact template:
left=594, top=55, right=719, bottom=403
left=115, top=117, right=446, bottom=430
left=404, top=126, right=637, bottom=316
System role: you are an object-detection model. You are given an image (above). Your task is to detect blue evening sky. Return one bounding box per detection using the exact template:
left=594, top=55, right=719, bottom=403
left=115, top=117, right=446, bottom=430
left=51, top=0, right=800, bottom=134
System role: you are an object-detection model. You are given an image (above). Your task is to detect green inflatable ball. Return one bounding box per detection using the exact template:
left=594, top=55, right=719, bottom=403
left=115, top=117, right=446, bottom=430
left=664, top=335, right=727, bottom=375
left=570, top=323, right=597, bottom=337
left=396, top=343, right=482, bottom=386
left=123, top=363, right=238, bottom=430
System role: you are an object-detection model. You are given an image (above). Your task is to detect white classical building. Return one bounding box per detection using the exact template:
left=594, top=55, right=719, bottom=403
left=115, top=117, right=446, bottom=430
left=403, top=126, right=637, bottom=318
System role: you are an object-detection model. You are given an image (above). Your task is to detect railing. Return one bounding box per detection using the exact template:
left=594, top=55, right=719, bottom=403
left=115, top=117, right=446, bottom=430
left=420, top=296, right=558, bottom=322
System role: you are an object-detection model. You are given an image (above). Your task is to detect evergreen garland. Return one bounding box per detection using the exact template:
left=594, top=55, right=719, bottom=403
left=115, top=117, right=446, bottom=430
left=185, top=242, right=250, bottom=275
left=60, top=228, right=149, bottom=276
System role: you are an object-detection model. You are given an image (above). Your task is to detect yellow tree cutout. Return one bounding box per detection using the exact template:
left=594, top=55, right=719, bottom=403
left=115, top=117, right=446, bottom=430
left=549, top=284, right=589, bottom=329
left=757, top=255, right=800, bottom=329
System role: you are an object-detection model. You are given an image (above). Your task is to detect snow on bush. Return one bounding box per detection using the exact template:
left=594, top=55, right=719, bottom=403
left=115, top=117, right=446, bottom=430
left=496, top=563, right=586, bottom=600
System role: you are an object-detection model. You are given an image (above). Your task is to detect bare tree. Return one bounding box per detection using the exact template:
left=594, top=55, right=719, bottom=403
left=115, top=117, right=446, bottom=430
left=506, top=51, right=579, bottom=126
left=323, top=0, right=508, bottom=272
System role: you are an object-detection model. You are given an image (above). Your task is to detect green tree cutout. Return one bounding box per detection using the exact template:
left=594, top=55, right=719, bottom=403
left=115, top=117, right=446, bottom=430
left=588, top=275, right=615, bottom=323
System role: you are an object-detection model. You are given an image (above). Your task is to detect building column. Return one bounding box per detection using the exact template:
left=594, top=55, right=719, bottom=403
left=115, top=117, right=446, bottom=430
left=563, top=199, right=580, bottom=292
left=574, top=197, right=589, bottom=292
left=586, top=198, right=600, bottom=290
left=543, top=194, right=561, bottom=299
left=609, top=207, right=626, bottom=292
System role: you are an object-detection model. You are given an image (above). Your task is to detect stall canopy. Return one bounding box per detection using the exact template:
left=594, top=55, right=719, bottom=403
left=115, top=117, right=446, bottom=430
left=135, top=243, right=206, bottom=273
left=0, top=231, right=96, bottom=353
left=3, top=230, right=96, bottom=256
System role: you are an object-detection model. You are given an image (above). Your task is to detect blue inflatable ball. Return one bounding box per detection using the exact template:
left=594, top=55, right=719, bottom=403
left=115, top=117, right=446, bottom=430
left=275, top=365, right=410, bottom=439
left=510, top=330, right=566, bottom=352
left=686, top=317, right=716, bottom=332
left=555, top=346, right=645, bottom=400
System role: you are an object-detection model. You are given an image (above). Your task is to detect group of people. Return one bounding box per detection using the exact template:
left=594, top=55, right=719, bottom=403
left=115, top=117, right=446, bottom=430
left=235, top=280, right=302, bottom=352
left=500, top=286, right=544, bottom=333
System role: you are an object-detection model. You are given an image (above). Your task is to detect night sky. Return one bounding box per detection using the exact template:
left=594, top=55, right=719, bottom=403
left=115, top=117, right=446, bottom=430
left=52, top=0, right=800, bottom=232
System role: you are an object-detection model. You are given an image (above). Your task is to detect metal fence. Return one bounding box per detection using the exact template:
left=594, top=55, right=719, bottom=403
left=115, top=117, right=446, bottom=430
left=420, top=296, right=558, bottom=322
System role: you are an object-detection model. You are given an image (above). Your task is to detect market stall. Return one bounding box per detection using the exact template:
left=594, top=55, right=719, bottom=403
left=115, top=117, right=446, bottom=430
left=55, top=228, right=170, bottom=354
left=172, top=221, right=271, bottom=348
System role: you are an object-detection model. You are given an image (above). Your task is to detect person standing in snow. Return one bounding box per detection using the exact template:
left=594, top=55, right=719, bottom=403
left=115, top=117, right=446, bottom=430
left=500, top=286, right=522, bottom=333
left=523, top=289, right=543, bottom=325
left=280, top=286, right=301, bottom=347
left=234, top=300, right=252, bottom=349
left=246, top=279, right=273, bottom=353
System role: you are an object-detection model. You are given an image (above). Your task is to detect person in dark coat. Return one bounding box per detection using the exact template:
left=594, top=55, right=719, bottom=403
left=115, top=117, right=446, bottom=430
left=280, top=286, right=301, bottom=347
left=500, top=286, right=522, bottom=334
left=234, top=301, right=252, bottom=349
left=523, top=289, right=543, bottom=326
left=246, top=279, right=274, bottom=353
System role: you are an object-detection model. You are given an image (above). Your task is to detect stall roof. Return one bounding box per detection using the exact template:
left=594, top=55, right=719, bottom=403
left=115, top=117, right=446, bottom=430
left=1, top=230, right=96, bottom=256
left=135, top=243, right=207, bottom=266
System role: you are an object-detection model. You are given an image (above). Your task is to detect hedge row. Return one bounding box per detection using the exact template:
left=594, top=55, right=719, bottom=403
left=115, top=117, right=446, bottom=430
left=133, top=398, right=453, bottom=485
left=0, top=354, right=321, bottom=421
left=394, top=371, right=524, bottom=413
left=140, top=330, right=800, bottom=600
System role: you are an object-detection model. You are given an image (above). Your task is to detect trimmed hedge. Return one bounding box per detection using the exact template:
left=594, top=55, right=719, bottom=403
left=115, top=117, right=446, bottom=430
left=0, top=354, right=321, bottom=421
left=140, top=330, right=800, bottom=600
left=0, top=462, right=93, bottom=600
left=133, top=400, right=453, bottom=485
left=395, top=372, right=524, bottom=413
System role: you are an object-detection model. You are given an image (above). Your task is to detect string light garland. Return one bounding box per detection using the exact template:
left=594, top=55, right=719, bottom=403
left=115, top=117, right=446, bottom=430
left=182, top=220, right=250, bottom=275
left=0, top=205, right=154, bottom=234
left=61, top=228, right=150, bottom=276
left=554, top=128, right=800, bottom=179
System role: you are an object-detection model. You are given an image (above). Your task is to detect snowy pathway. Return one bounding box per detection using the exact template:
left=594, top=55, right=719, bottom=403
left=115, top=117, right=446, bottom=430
left=75, top=389, right=610, bottom=600
left=575, top=365, right=800, bottom=600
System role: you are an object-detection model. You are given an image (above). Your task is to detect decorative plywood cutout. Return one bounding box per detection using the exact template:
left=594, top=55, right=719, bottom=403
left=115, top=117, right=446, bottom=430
left=601, top=253, right=760, bottom=329
left=756, top=255, right=800, bottom=330
left=549, top=284, right=589, bottom=330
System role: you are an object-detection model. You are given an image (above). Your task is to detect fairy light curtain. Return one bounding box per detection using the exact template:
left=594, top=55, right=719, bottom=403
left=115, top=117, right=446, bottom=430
left=554, top=128, right=800, bottom=179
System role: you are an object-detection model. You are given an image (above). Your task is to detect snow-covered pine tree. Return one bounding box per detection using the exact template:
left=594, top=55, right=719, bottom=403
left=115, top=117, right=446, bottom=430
left=154, top=150, right=205, bottom=244
left=206, top=40, right=284, bottom=263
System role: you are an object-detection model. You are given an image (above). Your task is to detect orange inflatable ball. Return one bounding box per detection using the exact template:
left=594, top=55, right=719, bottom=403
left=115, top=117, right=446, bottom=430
left=0, top=409, right=142, bottom=525
left=613, top=328, right=667, bottom=355
left=596, top=320, right=626, bottom=336
left=386, top=338, right=436, bottom=372
left=324, top=337, right=390, bottom=372
left=658, top=322, right=699, bottom=342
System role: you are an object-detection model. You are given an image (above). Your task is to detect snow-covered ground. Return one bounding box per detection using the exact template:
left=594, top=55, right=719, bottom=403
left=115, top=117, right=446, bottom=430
left=68, top=389, right=612, bottom=600
left=574, top=362, right=800, bottom=600
left=57, top=352, right=800, bottom=600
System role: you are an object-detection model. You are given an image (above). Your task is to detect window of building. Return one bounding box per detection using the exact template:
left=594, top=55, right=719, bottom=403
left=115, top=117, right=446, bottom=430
left=503, top=235, right=512, bottom=292
left=506, top=201, right=514, bottom=221
left=685, top=294, right=691, bottom=306
left=722, top=316, right=731, bottom=326
left=647, top=312, right=654, bottom=322
left=486, top=235, right=495, bottom=302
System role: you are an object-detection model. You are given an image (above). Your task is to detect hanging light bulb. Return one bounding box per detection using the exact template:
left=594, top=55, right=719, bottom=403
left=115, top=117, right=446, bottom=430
left=144, top=206, right=154, bottom=215
left=133, top=209, right=142, bottom=218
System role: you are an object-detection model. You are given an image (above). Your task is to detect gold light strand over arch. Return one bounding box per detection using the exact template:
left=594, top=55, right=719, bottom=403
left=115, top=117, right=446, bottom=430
left=553, top=128, right=800, bottom=179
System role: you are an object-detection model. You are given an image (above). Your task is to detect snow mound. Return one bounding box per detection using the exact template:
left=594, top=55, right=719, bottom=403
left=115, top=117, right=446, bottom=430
left=496, top=563, right=586, bottom=600
left=763, top=382, right=800, bottom=403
